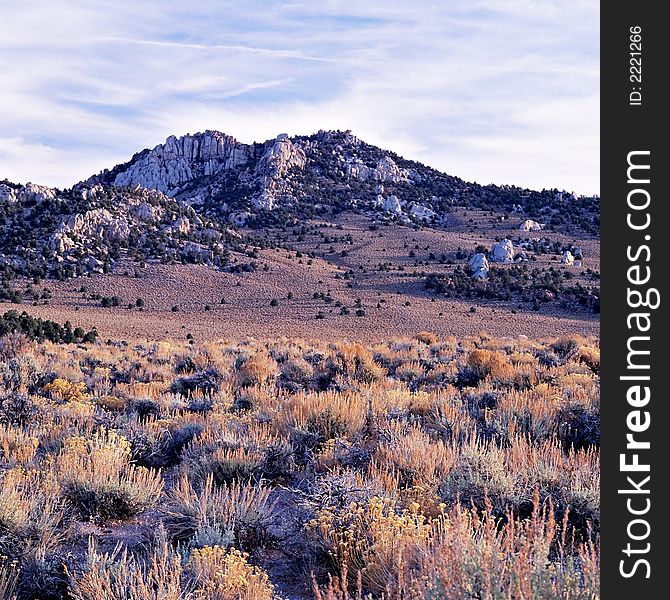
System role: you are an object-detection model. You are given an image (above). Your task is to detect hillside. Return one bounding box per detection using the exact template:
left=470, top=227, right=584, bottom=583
left=0, top=130, right=599, bottom=341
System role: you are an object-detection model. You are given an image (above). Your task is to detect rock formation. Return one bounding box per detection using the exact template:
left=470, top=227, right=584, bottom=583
left=470, top=253, right=490, bottom=279
left=490, top=239, right=514, bottom=263
left=256, top=134, right=306, bottom=178
left=519, top=219, right=543, bottom=231
left=0, top=184, right=18, bottom=203
left=1, top=182, right=56, bottom=204
left=408, top=203, right=436, bottom=221
left=382, top=195, right=403, bottom=215
left=113, top=131, right=251, bottom=195
left=0, top=128, right=600, bottom=280
left=561, top=251, right=575, bottom=265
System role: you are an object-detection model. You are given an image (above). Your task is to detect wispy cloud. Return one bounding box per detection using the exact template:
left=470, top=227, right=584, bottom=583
left=99, top=37, right=341, bottom=62
left=0, top=0, right=599, bottom=194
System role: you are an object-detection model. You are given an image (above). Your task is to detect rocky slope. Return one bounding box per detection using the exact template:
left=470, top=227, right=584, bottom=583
left=0, top=180, right=242, bottom=280
left=0, top=129, right=599, bottom=280
left=90, top=129, right=599, bottom=230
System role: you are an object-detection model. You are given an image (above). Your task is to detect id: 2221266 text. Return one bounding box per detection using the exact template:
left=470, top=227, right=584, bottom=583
left=629, top=26, right=643, bottom=106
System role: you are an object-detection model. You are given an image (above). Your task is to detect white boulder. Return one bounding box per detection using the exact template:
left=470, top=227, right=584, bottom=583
left=374, top=156, right=410, bottom=183
left=0, top=184, right=18, bottom=203
left=183, top=241, right=213, bottom=263
left=469, top=253, right=490, bottom=279
left=47, top=232, right=75, bottom=254
left=382, top=195, right=403, bottom=215
left=130, top=201, right=162, bottom=222
left=20, top=182, right=56, bottom=203
left=408, top=203, right=436, bottom=221
left=345, top=158, right=374, bottom=181
left=79, top=184, right=104, bottom=200
left=256, top=134, right=306, bottom=178
left=561, top=251, right=575, bottom=265
left=519, top=219, right=543, bottom=231
left=84, top=256, right=104, bottom=273
left=251, top=189, right=276, bottom=210
left=490, top=239, right=514, bottom=263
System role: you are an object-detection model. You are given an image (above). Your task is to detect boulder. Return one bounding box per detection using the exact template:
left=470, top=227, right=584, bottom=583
left=130, top=201, right=162, bottom=222
left=79, top=184, right=104, bottom=200
left=173, top=216, right=191, bottom=234
left=46, top=209, right=131, bottom=257
left=47, top=232, right=75, bottom=254
left=345, top=155, right=409, bottom=183
left=0, top=184, right=17, bottom=203
left=382, top=195, right=403, bottom=215
left=469, top=253, right=490, bottom=279
left=345, top=158, right=374, bottom=181
left=84, top=256, right=104, bottom=273
left=519, top=219, right=543, bottom=231
left=374, top=156, right=410, bottom=183
left=490, top=239, right=514, bottom=263
left=20, top=182, right=56, bottom=203
left=251, top=189, right=276, bottom=210
left=561, top=251, right=575, bottom=266
left=256, top=134, right=306, bottom=178
left=182, top=241, right=214, bottom=263
left=224, top=227, right=242, bottom=240
left=408, top=203, right=436, bottom=221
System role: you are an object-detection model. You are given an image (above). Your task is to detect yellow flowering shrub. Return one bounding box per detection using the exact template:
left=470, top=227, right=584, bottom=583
left=96, top=395, right=127, bottom=412
left=308, top=496, right=432, bottom=594
left=188, top=545, right=275, bottom=600
left=43, top=378, right=87, bottom=403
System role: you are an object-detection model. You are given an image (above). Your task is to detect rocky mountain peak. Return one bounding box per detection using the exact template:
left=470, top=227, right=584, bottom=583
left=0, top=181, right=56, bottom=204
left=256, top=134, right=306, bottom=179
left=112, top=130, right=251, bottom=195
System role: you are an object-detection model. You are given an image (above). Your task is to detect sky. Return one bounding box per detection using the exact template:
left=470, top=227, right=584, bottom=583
left=0, top=0, right=599, bottom=194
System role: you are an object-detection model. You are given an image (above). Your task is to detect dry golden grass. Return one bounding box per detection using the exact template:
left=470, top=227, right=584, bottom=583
left=0, top=332, right=599, bottom=599
left=69, top=534, right=186, bottom=600
left=57, top=429, right=163, bottom=522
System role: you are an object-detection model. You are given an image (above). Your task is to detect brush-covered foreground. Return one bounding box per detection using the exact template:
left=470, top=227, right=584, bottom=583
left=0, top=332, right=599, bottom=599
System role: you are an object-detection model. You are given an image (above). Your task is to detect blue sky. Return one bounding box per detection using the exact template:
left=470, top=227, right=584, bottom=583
left=0, top=0, right=599, bottom=194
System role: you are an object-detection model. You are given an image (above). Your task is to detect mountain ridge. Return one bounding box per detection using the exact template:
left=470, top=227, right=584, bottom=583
left=1, top=129, right=599, bottom=281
